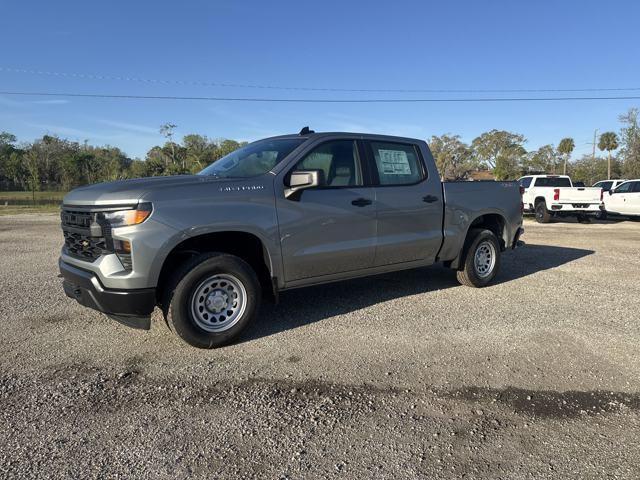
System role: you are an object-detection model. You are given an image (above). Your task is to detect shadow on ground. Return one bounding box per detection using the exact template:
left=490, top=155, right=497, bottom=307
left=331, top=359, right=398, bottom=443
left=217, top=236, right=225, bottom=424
left=242, top=243, right=594, bottom=343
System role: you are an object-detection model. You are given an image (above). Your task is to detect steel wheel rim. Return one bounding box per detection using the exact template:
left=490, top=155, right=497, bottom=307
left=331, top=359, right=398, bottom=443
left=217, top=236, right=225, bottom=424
left=190, top=273, right=247, bottom=332
left=474, top=241, right=496, bottom=278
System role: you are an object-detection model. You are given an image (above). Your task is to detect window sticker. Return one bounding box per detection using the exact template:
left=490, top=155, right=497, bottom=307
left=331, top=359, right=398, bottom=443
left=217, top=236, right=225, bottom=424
left=378, top=149, right=411, bottom=175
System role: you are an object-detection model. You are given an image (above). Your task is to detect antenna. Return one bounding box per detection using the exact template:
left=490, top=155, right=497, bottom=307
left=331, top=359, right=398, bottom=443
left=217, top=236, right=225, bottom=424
left=299, top=126, right=314, bottom=135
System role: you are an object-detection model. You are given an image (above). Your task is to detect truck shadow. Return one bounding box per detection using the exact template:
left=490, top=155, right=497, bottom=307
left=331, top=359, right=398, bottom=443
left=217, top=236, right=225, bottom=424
left=241, top=244, right=594, bottom=343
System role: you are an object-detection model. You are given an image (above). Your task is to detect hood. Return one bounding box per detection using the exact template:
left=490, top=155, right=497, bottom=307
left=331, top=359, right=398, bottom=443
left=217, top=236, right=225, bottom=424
left=63, top=175, right=221, bottom=206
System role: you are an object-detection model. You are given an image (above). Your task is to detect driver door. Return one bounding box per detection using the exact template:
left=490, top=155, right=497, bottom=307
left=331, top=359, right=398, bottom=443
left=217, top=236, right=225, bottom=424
left=607, top=181, right=633, bottom=214
left=275, top=139, right=377, bottom=283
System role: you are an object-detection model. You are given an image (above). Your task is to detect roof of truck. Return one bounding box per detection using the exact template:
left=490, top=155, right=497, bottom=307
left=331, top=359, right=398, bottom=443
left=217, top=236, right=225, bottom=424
left=265, top=131, right=424, bottom=144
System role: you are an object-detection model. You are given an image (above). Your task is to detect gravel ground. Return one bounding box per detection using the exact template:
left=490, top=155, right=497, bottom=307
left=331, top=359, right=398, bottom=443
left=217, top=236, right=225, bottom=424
left=1, top=214, right=639, bottom=479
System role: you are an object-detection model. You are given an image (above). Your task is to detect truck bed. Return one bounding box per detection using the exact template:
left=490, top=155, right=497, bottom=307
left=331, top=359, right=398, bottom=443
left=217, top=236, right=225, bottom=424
left=437, top=181, right=523, bottom=265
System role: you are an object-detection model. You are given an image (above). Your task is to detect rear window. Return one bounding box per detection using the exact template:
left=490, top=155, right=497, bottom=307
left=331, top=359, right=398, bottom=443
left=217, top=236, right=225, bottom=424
left=534, top=177, right=572, bottom=187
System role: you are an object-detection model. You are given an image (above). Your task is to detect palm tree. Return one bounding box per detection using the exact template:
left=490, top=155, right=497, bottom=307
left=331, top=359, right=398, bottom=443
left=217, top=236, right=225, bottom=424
left=598, top=132, right=619, bottom=180
left=557, top=138, right=575, bottom=175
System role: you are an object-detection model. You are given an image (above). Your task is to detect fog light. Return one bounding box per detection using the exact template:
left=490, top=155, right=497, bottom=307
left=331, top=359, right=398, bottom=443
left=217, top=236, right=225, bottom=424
left=114, top=239, right=131, bottom=253
left=114, top=240, right=132, bottom=270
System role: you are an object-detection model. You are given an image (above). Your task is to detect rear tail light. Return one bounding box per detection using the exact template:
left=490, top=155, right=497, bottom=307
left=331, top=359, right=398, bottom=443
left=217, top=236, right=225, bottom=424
left=600, top=189, right=604, bottom=201
left=519, top=186, right=525, bottom=196
left=553, top=188, right=560, bottom=201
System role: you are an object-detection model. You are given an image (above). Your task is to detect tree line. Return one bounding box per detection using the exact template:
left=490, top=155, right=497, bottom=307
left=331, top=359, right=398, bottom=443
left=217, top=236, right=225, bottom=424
left=0, top=123, right=246, bottom=197
left=1, top=109, right=639, bottom=197
left=429, top=108, right=640, bottom=184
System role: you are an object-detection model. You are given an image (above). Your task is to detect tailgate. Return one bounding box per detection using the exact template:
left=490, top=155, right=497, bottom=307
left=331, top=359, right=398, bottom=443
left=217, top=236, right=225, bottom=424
left=557, top=187, right=601, bottom=203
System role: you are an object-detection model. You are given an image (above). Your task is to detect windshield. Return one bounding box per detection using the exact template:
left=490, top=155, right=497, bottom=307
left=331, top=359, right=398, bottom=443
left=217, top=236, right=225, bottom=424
left=199, top=138, right=305, bottom=178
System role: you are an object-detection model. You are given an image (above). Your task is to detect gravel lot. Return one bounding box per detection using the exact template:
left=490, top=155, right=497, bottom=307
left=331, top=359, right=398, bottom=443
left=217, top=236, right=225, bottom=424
left=1, top=214, right=639, bottom=479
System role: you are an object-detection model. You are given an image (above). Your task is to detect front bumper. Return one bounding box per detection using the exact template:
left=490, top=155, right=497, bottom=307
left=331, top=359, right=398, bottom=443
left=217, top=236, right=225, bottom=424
left=59, top=259, right=156, bottom=330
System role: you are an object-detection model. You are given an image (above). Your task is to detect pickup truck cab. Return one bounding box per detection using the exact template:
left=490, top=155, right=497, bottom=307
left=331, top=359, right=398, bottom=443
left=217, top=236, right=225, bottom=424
left=518, top=174, right=602, bottom=223
left=59, top=130, right=524, bottom=348
left=602, top=179, right=640, bottom=219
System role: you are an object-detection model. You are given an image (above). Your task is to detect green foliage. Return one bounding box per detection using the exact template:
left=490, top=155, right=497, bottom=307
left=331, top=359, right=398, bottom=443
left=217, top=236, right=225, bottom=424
left=598, top=132, right=619, bottom=153
left=1, top=109, right=639, bottom=193
left=598, top=131, right=620, bottom=180
left=557, top=137, right=575, bottom=174
left=618, top=109, right=640, bottom=178
left=569, top=155, right=623, bottom=186
left=0, top=126, right=248, bottom=191
left=557, top=137, right=575, bottom=156
left=428, top=134, right=476, bottom=180
left=471, top=130, right=527, bottom=179
left=526, top=145, right=561, bottom=174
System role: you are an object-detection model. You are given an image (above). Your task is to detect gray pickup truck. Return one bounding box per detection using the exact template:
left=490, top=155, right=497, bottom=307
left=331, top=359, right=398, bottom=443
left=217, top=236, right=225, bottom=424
left=59, top=129, right=524, bottom=348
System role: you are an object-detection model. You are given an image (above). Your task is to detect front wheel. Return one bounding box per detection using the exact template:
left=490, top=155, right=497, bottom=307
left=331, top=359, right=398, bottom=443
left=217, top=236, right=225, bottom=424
left=163, top=253, right=261, bottom=348
left=456, top=229, right=501, bottom=288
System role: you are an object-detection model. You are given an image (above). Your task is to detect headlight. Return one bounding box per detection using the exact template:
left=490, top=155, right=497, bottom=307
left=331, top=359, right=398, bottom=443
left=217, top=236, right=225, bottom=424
left=102, top=203, right=152, bottom=228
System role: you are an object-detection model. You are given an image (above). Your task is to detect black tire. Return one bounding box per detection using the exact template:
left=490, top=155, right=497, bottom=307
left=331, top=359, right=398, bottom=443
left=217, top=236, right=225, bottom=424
left=595, top=210, right=607, bottom=220
left=535, top=201, right=552, bottom=223
left=456, top=229, right=502, bottom=288
left=163, top=253, right=261, bottom=348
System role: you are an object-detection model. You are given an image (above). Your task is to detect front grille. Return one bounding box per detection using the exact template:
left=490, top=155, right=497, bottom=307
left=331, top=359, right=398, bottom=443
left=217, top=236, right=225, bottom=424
left=63, top=231, right=108, bottom=261
left=61, top=210, right=92, bottom=229
left=61, top=208, right=111, bottom=262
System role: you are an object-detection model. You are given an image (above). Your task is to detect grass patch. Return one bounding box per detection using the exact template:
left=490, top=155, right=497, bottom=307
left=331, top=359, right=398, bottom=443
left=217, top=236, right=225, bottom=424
left=0, top=204, right=60, bottom=216
left=0, top=191, right=67, bottom=201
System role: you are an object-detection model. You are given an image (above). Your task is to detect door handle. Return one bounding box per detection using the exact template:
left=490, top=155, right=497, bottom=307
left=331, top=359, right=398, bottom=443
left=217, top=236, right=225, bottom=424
left=351, top=198, right=373, bottom=207
left=422, top=195, right=438, bottom=203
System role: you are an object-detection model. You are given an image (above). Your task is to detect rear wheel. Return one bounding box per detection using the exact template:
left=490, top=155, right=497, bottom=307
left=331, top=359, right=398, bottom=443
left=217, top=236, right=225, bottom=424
left=163, top=253, right=261, bottom=348
left=456, top=229, right=501, bottom=288
left=535, top=201, right=552, bottom=223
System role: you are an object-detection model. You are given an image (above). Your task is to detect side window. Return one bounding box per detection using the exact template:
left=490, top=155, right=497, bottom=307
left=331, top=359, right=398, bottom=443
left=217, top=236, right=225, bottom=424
left=615, top=182, right=633, bottom=193
left=293, top=140, right=363, bottom=187
left=598, top=181, right=613, bottom=191
left=370, top=141, right=425, bottom=186
left=632, top=182, right=640, bottom=193
left=519, top=177, right=532, bottom=188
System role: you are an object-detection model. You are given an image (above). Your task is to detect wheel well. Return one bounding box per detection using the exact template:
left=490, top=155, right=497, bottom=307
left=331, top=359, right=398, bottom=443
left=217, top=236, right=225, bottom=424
left=468, top=214, right=507, bottom=251
left=534, top=196, right=546, bottom=206
left=156, top=231, right=273, bottom=304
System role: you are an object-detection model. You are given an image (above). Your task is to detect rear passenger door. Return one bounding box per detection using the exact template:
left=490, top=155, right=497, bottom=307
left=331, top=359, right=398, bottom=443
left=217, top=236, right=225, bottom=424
left=365, top=140, right=444, bottom=266
left=628, top=181, right=640, bottom=215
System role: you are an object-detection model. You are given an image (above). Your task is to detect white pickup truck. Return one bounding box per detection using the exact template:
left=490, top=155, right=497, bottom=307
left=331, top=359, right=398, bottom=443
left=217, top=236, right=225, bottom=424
left=518, top=175, right=602, bottom=223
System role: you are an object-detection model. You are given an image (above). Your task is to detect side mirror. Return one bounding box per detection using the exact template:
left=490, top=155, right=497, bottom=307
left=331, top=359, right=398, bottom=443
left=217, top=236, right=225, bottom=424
left=608, top=189, right=614, bottom=195
left=285, top=170, right=324, bottom=199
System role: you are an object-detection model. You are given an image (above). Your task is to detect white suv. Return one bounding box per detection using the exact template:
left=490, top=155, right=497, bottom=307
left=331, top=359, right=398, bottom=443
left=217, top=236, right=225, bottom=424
left=602, top=179, right=640, bottom=219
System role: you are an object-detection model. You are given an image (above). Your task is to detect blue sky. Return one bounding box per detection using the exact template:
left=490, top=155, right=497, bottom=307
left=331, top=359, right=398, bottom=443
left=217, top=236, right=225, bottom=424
left=0, top=0, right=639, bottom=159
